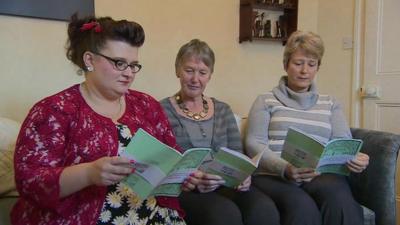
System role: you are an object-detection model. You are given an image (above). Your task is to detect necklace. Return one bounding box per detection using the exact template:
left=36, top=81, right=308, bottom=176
left=175, top=93, right=209, bottom=121
left=101, top=96, right=122, bottom=119
left=114, top=97, right=123, bottom=118
left=197, top=121, right=207, bottom=138
left=81, top=83, right=123, bottom=119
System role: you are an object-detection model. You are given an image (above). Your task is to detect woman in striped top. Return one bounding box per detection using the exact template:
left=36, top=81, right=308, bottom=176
left=245, top=31, right=369, bottom=225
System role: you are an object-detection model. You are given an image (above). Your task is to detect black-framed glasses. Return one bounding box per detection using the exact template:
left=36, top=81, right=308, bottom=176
left=93, top=52, right=142, bottom=73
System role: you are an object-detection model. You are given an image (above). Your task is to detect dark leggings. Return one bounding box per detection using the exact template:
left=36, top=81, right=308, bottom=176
left=253, top=174, right=363, bottom=225
left=179, top=186, right=280, bottom=225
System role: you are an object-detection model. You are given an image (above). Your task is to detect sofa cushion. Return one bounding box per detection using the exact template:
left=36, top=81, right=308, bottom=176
left=362, top=205, right=375, bottom=225
left=0, top=117, right=20, bottom=196
left=0, top=196, right=18, bottom=225
left=0, top=150, right=17, bottom=196
left=0, top=117, right=20, bottom=151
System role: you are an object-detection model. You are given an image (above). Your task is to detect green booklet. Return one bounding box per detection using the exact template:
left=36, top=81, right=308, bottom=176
left=121, top=128, right=211, bottom=200
left=199, top=147, right=263, bottom=188
left=281, top=127, right=363, bottom=176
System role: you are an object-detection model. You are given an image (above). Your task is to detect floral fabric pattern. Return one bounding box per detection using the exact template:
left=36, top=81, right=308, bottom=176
left=12, top=84, right=183, bottom=225
left=97, top=125, right=185, bottom=225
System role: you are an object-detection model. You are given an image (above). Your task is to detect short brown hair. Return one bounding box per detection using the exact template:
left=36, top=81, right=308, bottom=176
left=283, top=31, right=324, bottom=69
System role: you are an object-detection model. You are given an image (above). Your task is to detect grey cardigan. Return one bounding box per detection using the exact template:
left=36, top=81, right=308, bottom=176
left=160, top=97, right=243, bottom=153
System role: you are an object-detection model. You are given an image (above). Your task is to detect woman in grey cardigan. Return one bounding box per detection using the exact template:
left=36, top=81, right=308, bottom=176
left=161, top=39, right=279, bottom=225
left=246, top=31, right=370, bottom=225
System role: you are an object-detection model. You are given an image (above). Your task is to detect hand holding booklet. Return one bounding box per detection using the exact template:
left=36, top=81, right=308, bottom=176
left=121, top=129, right=262, bottom=199
left=121, top=128, right=211, bottom=200
left=199, top=147, right=263, bottom=188
left=281, top=127, right=363, bottom=176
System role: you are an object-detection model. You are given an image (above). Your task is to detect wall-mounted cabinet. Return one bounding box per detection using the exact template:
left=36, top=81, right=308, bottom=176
left=239, top=0, right=298, bottom=44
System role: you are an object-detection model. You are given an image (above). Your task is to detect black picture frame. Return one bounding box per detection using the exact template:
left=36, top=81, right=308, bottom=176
left=0, top=0, right=94, bottom=21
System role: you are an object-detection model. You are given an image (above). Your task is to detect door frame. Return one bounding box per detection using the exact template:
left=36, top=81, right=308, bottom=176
left=351, top=0, right=363, bottom=128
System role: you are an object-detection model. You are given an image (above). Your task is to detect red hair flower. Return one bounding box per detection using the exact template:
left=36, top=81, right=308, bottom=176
left=80, top=21, right=102, bottom=33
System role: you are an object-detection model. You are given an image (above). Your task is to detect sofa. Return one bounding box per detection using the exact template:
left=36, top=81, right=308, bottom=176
left=238, top=115, right=399, bottom=225
left=349, top=128, right=400, bottom=225
left=0, top=116, right=399, bottom=225
left=0, top=117, right=20, bottom=225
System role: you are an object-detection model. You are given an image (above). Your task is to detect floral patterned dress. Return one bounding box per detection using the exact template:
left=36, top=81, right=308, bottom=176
left=97, top=124, right=186, bottom=225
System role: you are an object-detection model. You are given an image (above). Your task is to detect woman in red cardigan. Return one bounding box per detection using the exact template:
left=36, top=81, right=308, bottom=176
left=12, top=14, right=185, bottom=225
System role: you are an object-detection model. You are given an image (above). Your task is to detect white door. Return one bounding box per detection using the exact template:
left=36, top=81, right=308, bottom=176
left=362, top=0, right=400, bottom=133
left=361, top=0, right=400, bottom=224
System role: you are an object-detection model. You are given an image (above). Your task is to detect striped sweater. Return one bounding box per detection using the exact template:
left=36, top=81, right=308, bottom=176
left=245, top=76, right=351, bottom=177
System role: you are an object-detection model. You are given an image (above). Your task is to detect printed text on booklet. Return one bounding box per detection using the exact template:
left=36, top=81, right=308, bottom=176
left=281, top=127, right=363, bottom=176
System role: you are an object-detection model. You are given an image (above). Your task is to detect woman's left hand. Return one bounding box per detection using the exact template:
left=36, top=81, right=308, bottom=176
left=181, top=170, right=225, bottom=193
left=347, top=152, right=369, bottom=173
left=236, top=176, right=251, bottom=192
left=182, top=171, right=202, bottom=192
left=196, top=172, right=225, bottom=193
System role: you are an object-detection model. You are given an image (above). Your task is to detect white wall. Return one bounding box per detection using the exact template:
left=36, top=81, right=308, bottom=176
left=0, top=16, right=83, bottom=121
left=0, top=0, right=356, bottom=124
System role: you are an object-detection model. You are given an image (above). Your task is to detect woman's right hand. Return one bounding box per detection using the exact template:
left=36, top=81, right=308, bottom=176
left=284, top=164, right=319, bottom=183
left=88, top=156, right=134, bottom=186
left=182, top=170, right=225, bottom=193
left=60, top=156, right=134, bottom=197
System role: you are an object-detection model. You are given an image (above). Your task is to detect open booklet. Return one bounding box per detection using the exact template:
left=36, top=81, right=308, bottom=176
left=199, top=147, right=263, bottom=188
left=121, top=128, right=262, bottom=199
left=120, top=128, right=211, bottom=200
left=281, top=127, right=363, bottom=176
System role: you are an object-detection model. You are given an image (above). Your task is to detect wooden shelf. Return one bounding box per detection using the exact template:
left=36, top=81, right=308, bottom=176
left=244, top=37, right=288, bottom=45
left=239, top=0, right=298, bottom=44
left=252, top=37, right=287, bottom=42
left=248, top=3, right=296, bottom=11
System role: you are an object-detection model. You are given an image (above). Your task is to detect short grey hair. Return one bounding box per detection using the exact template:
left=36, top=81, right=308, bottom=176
left=175, top=39, right=215, bottom=74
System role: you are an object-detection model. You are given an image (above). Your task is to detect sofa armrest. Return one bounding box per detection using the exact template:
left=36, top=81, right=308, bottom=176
left=349, top=128, right=400, bottom=225
left=0, top=196, right=18, bottom=225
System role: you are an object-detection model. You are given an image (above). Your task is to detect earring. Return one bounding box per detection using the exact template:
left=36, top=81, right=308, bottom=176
left=86, top=66, right=93, bottom=72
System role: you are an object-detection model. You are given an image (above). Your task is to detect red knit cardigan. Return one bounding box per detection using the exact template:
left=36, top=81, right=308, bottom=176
left=12, top=84, right=183, bottom=225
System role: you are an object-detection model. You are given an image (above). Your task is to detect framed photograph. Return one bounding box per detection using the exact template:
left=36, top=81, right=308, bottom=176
left=0, top=0, right=94, bottom=21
